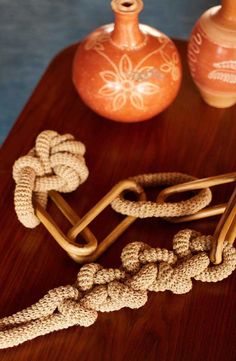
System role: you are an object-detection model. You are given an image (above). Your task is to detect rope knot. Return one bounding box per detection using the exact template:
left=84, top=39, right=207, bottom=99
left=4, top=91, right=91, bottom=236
left=80, top=279, right=147, bottom=313
left=13, top=130, right=89, bottom=228
left=76, top=263, right=148, bottom=312
left=173, top=229, right=236, bottom=284
left=0, top=229, right=235, bottom=349
left=58, top=300, right=98, bottom=327
left=76, top=263, right=126, bottom=291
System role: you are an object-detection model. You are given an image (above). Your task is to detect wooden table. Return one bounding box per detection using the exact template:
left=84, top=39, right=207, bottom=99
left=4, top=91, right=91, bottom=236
left=0, top=40, right=235, bottom=361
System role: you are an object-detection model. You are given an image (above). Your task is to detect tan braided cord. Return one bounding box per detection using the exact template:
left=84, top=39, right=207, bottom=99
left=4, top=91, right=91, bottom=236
left=0, top=229, right=235, bottom=349
left=111, top=173, right=212, bottom=218
left=13, top=130, right=89, bottom=228
left=12, top=130, right=213, bottom=230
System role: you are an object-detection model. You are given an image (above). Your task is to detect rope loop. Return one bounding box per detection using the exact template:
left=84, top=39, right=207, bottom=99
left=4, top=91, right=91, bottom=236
left=111, top=172, right=212, bottom=218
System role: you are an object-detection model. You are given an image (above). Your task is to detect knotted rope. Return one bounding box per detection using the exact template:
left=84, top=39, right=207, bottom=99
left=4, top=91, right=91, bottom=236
left=13, top=130, right=89, bottom=228
left=6, top=130, right=235, bottom=349
left=13, top=130, right=212, bottom=228
left=0, top=229, right=235, bottom=349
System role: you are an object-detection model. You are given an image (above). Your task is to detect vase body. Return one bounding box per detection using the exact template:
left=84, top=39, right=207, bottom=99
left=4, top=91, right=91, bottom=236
left=188, top=0, right=236, bottom=108
left=73, top=0, right=182, bottom=122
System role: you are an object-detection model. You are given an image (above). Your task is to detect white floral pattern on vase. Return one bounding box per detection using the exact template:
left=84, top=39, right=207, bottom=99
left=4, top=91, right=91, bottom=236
left=98, top=54, right=160, bottom=110
left=208, top=61, right=236, bottom=84
left=160, top=51, right=180, bottom=81
left=82, top=30, right=181, bottom=113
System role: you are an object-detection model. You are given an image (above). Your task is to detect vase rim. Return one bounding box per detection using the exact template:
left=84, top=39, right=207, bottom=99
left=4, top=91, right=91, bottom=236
left=111, top=0, right=143, bottom=15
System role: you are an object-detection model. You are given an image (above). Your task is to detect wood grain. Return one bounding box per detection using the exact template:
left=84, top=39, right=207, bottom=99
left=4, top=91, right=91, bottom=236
left=0, top=40, right=235, bottom=361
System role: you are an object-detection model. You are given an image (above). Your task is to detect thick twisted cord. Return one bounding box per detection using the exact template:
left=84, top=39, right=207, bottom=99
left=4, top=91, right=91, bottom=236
left=12, top=131, right=212, bottom=228
left=111, top=173, right=212, bottom=218
left=0, top=229, right=235, bottom=349
left=13, top=130, right=89, bottom=228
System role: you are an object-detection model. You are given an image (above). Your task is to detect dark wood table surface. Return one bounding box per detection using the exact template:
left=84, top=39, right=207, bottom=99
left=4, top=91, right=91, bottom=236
left=0, top=40, right=235, bottom=361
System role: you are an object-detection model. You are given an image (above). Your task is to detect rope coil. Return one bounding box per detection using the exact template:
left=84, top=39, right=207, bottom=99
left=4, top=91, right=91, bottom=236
left=0, top=229, right=235, bottom=349
left=111, top=173, right=212, bottom=218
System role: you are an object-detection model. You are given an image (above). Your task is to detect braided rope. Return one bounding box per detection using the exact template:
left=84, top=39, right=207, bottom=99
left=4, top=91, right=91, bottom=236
left=13, top=130, right=89, bottom=228
left=0, top=229, right=235, bottom=349
left=7, top=130, right=235, bottom=349
left=12, top=131, right=213, bottom=229
left=111, top=173, right=212, bottom=218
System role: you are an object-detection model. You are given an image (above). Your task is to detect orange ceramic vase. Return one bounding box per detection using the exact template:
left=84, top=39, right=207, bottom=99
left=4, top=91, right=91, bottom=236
left=188, top=0, right=236, bottom=108
left=73, top=0, right=182, bottom=122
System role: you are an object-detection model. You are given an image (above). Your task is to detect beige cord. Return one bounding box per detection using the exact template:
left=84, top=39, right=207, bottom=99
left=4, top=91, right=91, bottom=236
left=111, top=173, right=212, bottom=218
left=13, top=131, right=212, bottom=229
left=4, top=130, right=234, bottom=349
left=0, top=229, right=235, bottom=349
left=13, top=130, right=89, bottom=228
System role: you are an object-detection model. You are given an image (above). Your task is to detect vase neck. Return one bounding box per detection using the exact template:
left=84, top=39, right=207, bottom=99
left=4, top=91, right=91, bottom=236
left=218, top=0, right=236, bottom=24
left=111, top=0, right=145, bottom=49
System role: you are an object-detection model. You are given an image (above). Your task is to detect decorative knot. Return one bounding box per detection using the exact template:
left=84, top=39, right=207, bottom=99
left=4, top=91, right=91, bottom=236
left=67, top=230, right=236, bottom=317
left=0, top=229, right=236, bottom=349
left=13, top=130, right=89, bottom=228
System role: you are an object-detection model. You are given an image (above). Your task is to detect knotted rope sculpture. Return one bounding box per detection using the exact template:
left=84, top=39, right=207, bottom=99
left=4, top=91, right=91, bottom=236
left=13, top=130, right=89, bottom=228
left=0, top=130, right=235, bottom=349
left=12, top=130, right=213, bottom=229
left=0, top=229, right=236, bottom=349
